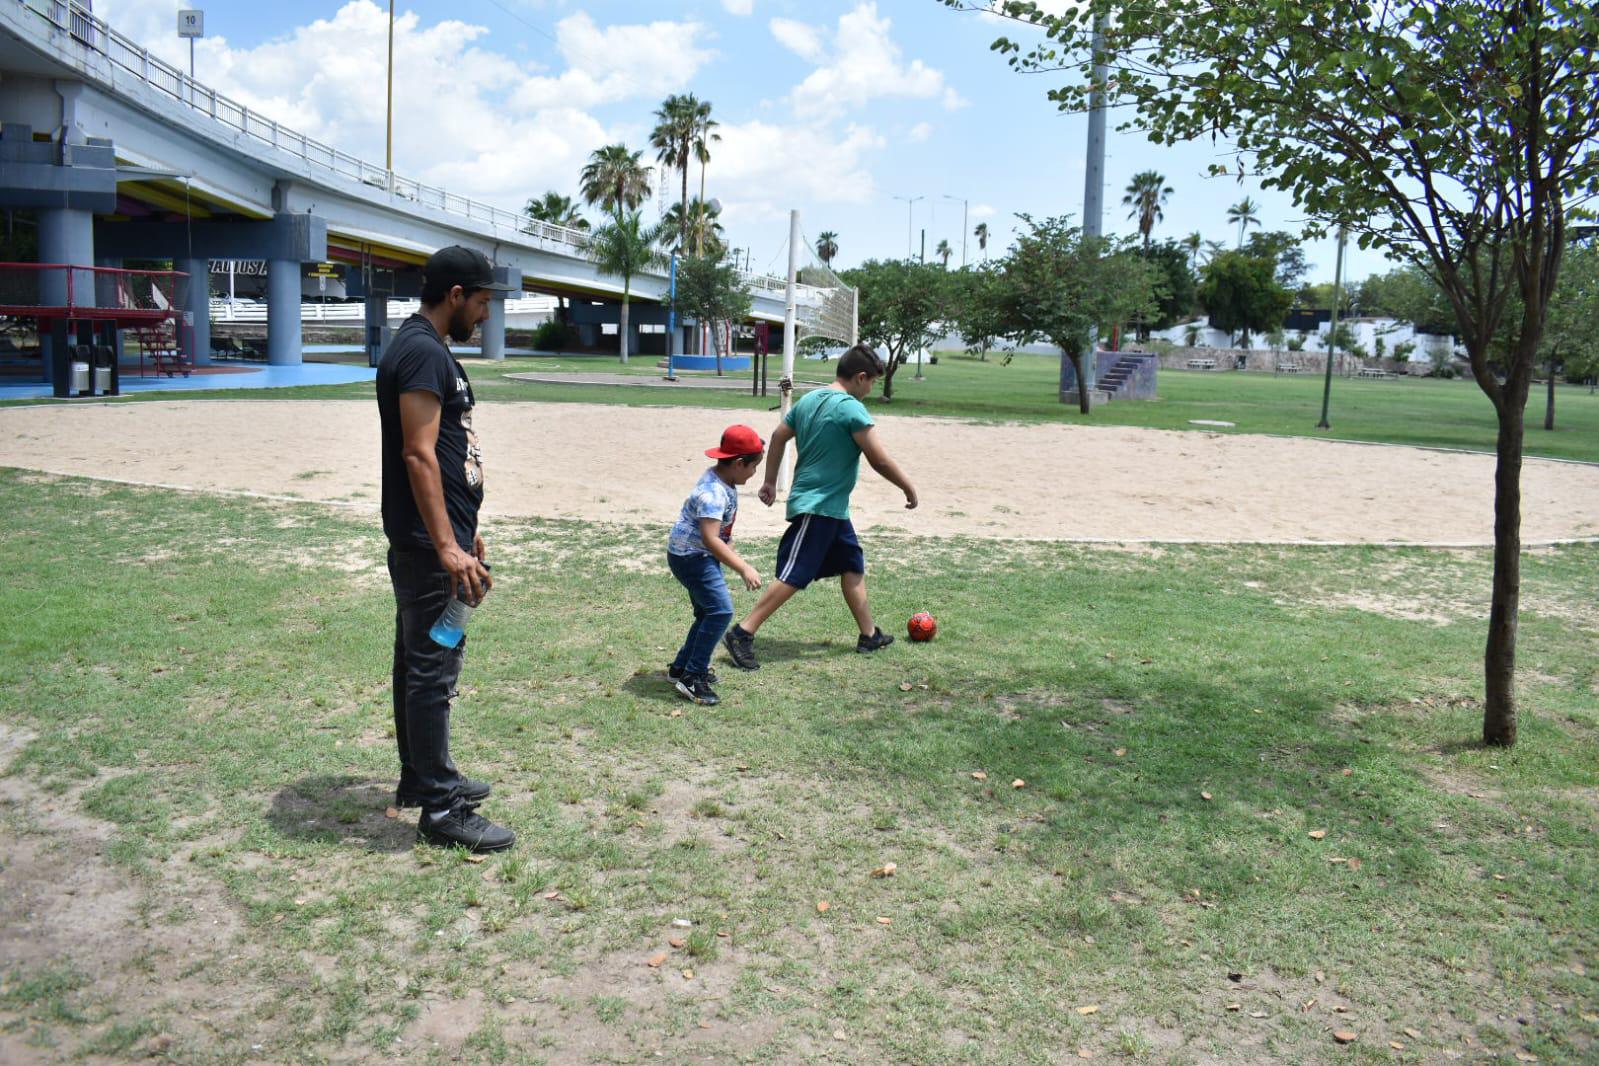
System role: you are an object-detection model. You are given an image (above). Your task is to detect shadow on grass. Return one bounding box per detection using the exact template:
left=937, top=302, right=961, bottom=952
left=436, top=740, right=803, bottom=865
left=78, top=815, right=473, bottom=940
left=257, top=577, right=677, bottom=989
left=267, top=774, right=416, bottom=853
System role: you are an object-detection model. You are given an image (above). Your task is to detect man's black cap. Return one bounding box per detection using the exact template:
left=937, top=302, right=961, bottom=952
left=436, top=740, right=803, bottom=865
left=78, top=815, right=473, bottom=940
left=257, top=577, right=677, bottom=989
left=423, top=245, right=515, bottom=293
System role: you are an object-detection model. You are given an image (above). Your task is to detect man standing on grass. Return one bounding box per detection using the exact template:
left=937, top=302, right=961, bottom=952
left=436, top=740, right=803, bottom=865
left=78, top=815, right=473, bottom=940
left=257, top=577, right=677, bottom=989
left=377, top=245, right=515, bottom=854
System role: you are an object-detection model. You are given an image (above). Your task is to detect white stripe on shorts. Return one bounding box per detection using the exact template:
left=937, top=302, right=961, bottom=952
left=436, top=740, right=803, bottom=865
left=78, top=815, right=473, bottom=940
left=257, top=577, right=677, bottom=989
left=778, top=514, right=813, bottom=584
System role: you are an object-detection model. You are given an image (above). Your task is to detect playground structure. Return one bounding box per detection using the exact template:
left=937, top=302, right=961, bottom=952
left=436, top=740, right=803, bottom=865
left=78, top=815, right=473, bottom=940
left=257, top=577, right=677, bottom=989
left=0, top=263, right=189, bottom=397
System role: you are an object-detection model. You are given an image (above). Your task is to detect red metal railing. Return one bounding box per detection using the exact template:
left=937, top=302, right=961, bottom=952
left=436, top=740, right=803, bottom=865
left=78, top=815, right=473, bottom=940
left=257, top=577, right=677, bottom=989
left=0, top=262, right=187, bottom=323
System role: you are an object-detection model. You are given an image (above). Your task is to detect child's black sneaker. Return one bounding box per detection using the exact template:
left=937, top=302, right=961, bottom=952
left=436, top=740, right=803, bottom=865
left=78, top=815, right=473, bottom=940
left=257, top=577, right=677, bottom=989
left=669, top=663, right=718, bottom=685
left=856, top=627, right=895, bottom=654
left=723, top=626, right=759, bottom=671
left=673, top=674, right=720, bottom=706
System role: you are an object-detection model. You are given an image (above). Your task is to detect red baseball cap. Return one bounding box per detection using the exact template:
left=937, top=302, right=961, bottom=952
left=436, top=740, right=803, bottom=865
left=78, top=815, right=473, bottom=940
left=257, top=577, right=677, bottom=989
left=705, top=424, right=765, bottom=459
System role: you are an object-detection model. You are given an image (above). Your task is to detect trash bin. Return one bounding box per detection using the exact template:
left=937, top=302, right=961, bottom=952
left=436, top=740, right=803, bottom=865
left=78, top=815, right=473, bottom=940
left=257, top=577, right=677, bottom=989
left=94, top=366, right=112, bottom=392
left=71, top=361, right=90, bottom=393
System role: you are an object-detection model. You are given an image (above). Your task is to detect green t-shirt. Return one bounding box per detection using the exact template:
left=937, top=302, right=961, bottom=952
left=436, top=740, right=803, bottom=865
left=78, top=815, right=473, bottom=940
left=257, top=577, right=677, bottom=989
left=784, top=387, right=875, bottom=520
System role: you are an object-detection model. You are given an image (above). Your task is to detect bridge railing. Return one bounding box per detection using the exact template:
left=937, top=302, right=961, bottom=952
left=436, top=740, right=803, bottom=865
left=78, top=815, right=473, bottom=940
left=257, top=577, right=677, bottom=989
left=20, top=1, right=798, bottom=297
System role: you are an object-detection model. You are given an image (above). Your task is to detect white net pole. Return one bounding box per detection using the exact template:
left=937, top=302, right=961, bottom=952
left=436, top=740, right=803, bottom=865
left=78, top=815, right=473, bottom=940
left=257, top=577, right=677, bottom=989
left=778, top=209, right=801, bottom=494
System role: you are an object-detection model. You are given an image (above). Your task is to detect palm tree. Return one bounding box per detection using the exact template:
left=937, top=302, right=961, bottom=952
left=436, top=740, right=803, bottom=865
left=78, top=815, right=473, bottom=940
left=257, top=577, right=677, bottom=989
left=1122, top=170, right=1173, bottom=250
left=523, top=191, right=588, bottom=233
left=1203, top=239, right=1227, bottom=265
left=974, top=222, right=990, bottom=260
left=660, top=198, right=725, bottom=257
left=584, top=211, right=664, bottom=365
left=1227, top=196, right=1262, bottom=248
left=650, top=94, right=703, bottom=252
left=579, top=144, right=652, bottom=218
left=1182, top=231, right=1203, bottom=271
left=690, top=99, right=721, bottom=255
left=815, top=231, right=839, bottom=266
left=935, top=238, right=953, bottom=268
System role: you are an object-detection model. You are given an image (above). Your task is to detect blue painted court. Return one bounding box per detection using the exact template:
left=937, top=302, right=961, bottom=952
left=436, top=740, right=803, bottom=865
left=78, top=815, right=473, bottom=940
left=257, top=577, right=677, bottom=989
left=0, top=360, right=375, bottom=400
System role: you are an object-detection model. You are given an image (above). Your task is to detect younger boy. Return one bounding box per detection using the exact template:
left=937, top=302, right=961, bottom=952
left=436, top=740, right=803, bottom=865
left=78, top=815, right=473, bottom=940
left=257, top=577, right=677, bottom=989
left=666, top=425, right=765, bottom=705
left=723, top=345, right=917, bottom=670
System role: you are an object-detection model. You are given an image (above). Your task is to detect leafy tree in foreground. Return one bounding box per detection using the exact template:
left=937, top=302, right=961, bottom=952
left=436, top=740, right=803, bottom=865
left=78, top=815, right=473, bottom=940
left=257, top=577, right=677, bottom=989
left=584, top=211, right=664, bottom=366
left=957, top=0, right=1599, bottom=747
left=1199, top=251, right=1292, bottom=348
left=841, top=259, right=950, bottom=401
left=675, top=250, right=754, bottom=377
left=999, top=215, right=1159, bottom=413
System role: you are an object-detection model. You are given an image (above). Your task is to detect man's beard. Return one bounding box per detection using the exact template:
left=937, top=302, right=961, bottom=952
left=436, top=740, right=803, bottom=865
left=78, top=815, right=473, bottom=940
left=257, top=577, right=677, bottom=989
left=447, top=308, right=478, bottom=344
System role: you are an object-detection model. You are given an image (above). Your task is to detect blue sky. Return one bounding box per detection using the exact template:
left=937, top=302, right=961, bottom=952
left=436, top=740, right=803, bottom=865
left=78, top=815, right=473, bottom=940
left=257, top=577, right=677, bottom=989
left=99, top=0, right=1394, bottom=284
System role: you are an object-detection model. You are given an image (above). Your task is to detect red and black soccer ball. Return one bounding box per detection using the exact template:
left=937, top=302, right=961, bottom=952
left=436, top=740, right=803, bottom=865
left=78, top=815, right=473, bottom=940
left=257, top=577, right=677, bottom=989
left=907, top=611, right=937, bottom=642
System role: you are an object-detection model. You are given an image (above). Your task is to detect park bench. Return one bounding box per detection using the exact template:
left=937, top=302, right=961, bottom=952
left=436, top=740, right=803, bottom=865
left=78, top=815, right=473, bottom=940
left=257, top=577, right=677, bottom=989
left=1356, top=367, right=1395, bottom=379
left=1275, top=361, right=1302, bottom=373
left=1186, top=358, right=1217, bottom=370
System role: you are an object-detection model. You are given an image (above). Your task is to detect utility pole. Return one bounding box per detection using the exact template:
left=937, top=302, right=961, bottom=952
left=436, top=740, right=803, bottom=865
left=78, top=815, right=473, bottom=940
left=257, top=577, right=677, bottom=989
left=893, top=195, right=923, bottom=259
left=1068, top=13, right=1108, bottom=405
left=944, top=195, right=968, bottom=268
left=1316, top=226, right=1348, bottom=429
left=385, top=0, right=395, bottom=180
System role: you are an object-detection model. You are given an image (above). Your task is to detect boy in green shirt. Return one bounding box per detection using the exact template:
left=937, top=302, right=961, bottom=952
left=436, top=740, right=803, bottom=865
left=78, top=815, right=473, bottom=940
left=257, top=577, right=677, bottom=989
left=723, top=345, right=919, bottom=669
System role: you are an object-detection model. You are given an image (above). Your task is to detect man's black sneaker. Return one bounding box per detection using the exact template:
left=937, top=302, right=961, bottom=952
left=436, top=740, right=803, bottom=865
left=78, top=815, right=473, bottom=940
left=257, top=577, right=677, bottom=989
left=674, top=674, right=721, bottom=706
left=396, top=777, right=491, bottom=809
left=669, top=663, right=718, bottom=685
left=723, top=626, right=759, bottom=671
left=856, top=627, right=896, bottom=654
left=418, top=803, right=515, bottom=853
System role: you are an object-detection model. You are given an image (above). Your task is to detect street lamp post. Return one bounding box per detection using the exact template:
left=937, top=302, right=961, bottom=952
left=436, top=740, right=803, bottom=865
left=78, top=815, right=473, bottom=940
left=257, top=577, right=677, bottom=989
left=892, top=195, right=923, bottom=259
left=943, top=195, right=968, bottom=268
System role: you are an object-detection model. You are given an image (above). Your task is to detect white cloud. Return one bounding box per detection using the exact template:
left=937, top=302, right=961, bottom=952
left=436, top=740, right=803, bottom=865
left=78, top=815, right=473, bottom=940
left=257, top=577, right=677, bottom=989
left=906, top=121, right=934, bottom=143
left=89, top=2, right=719, bottom=209
left=769, top=17, right=826, bottom=63
left=971, top=203, right=997, bottom=219
left=511, top=12, right=714, bottom=110
left=784, top=3, right=962, bottom=121
left=712, top=121, right=885, bottom=213
left=722, top=0, right=755, bottom=15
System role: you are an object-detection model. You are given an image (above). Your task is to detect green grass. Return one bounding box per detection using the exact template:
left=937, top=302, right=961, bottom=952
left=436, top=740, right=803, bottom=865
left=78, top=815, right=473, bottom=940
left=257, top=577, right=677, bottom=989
left=1, top=469, right=1595, bottom=1062
left=9, top=351, right=1598, bottom=463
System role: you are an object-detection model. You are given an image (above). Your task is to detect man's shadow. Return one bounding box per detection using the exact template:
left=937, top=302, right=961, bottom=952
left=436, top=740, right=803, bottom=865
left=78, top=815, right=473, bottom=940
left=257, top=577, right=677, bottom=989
left=266, top=775, right=416, bottom=853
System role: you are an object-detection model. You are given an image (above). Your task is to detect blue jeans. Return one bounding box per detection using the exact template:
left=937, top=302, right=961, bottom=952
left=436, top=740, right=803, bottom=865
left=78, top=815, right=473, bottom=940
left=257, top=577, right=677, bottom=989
left=388, top=546, right=469, bottom=811
left=668, top=551, right=734, bottom=678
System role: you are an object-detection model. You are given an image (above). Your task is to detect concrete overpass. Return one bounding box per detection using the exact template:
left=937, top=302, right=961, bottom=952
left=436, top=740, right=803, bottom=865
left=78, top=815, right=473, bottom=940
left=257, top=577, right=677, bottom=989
left=0, top=0, right=804, bottom=368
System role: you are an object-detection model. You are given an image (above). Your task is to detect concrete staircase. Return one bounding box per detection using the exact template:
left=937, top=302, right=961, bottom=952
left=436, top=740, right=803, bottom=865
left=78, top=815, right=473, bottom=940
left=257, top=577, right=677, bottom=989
left=1097, top=353, right=1156, bottom=397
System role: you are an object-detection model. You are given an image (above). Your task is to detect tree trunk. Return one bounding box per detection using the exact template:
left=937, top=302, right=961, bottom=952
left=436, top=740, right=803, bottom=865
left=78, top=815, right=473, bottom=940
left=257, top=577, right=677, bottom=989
left=680, top=158, right=690, bottom=253
left=1544, top=350, right=1557, bottom=430
left=1068, top=351, right=1089, bottom=414
left=1483, top=377, right=1529, bottom=747
left=619, top=288, right=630, bottom=365
left=882, top=348, right=899, bottom=400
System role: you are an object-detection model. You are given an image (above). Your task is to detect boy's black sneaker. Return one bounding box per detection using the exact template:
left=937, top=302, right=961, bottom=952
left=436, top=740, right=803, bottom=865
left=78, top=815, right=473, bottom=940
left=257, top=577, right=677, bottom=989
left=669, top=664, right=718, bottom=685
left=723, top=626, right=759, bottom=671
left=395, top=777, right=491, bottom=809
left=418, top=803, right=515, bottom=853
left=674, top=674, right=721, bottom=706
left=856, top=627, right=895, bottom=654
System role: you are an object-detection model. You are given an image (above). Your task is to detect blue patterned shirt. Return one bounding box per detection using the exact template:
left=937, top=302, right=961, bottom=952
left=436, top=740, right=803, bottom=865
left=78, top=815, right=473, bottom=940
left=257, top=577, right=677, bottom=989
left=668, top=469, right=738, bottom=557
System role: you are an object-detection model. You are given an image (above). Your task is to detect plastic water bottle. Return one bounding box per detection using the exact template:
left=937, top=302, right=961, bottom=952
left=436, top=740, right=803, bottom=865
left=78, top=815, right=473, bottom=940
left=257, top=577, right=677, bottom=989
left=428, top=593, right=473, bottom=649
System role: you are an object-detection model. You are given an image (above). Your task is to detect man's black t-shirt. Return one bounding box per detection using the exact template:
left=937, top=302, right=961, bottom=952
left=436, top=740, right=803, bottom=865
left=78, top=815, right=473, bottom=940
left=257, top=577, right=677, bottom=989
left=377, top=314, right=484, bottom=552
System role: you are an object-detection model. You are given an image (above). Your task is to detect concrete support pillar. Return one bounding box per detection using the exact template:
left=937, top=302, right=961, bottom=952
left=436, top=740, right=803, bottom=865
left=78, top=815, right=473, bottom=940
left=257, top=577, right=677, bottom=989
left=266, top=258, right=302, bottom=366
left=179, top=257, right=211, bottom=366
left=482, top=295, right=505, bottom=361
left=364, top=295, right=389, bottom=367
left=37, top=207, right=96, bottom=307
